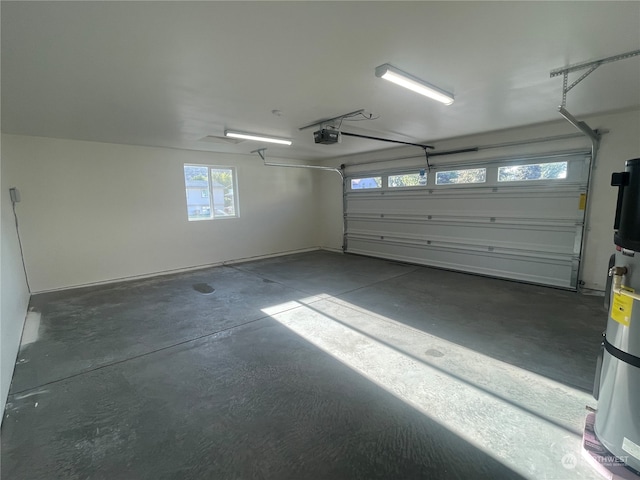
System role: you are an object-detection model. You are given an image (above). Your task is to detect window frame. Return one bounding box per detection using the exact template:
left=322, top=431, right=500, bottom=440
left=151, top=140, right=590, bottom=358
left=350, top=176, right=383, bottom=190
left=184, top=164, right=239, bottom=222
left=388, top=171, right=427, bottom=188
left=497, top=161, right=568, bottom=183
left=435, top=167, right=487, bottom=186
left=345, top=153, right=587, bottom=193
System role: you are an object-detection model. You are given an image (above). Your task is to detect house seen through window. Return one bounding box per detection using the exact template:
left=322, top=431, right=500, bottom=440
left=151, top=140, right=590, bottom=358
left=184, top=165, right=238, bottom=221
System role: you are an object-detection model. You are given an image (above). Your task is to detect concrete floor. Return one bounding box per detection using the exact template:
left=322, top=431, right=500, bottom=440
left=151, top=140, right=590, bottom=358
left=2, top=250, right=608, bottom=479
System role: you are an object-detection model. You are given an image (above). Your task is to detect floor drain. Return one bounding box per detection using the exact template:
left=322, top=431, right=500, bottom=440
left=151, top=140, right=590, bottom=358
left=425, top=349, right=444, bottom=357
left=193, top=283, right=215, bottom=294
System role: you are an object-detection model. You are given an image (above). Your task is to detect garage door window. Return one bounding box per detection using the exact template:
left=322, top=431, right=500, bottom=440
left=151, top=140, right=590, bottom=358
left=389, top=171, right=427, bottom=187
left=498, top=161, right=567, bottom=182
left=435, top=168, right=486, bottom=185
left=351, top=177, right=382, bottom=189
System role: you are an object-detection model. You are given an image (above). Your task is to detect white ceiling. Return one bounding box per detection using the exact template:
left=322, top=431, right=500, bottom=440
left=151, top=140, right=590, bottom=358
left=2, top=1, right=640, bottom=161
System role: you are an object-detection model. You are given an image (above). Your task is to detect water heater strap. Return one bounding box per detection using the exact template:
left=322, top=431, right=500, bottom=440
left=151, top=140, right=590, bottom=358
left=604, top=337, right=640, bottom=369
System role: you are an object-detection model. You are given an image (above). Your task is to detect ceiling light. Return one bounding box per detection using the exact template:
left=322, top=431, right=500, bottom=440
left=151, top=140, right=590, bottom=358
left=375, top=64, right=454, bottom=105
left=224, top=130, right=292, bottom=146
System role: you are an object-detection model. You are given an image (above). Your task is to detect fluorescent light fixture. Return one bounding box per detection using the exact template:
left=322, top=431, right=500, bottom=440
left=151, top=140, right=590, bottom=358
left=375, top=64, right=454, bottom=105
left=224, top=130, right=292, bottom=146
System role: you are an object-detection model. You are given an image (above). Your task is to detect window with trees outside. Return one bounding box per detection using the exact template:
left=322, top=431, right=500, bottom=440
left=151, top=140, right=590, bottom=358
left=498, top=161, right=567, bottom=182
left=389, top=171, right=427, bottom=188
left=436, top=168, right=486, bottom=185
left=184, top=165, right=238, bottom=221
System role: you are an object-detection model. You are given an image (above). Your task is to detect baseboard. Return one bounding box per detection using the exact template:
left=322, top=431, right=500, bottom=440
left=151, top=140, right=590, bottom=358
left=319, top=246, right=344, bottom=254
left=32, top=247, right=324, bottom=294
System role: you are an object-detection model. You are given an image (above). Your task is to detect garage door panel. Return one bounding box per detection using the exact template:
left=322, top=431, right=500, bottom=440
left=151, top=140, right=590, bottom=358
left=346, top=220, right=579, bottom=254
left=346, top=190, right=584, bottom=219
left=347, top=238, right=576, bottom=288
left=344, top=153, right=589, bottom=289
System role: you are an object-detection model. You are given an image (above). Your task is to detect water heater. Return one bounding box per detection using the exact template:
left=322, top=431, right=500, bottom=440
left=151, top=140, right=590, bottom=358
left=594, top=157, right=640, bottom=474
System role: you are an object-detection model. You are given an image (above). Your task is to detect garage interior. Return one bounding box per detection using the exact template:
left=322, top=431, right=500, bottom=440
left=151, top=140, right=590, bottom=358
left=1, top=2, right=639, bottom=479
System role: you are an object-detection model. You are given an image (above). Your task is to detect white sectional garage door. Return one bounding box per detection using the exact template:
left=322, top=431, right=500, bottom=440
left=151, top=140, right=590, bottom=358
left=344, top=152, right=591, bottom=289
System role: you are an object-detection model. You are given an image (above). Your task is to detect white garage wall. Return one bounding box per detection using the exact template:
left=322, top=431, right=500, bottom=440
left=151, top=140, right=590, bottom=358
left=1, top=145, right=31, bottom=416
left=579, top=109, right=640, bottom=291
left=319, top=108, right=640, bottom=292
left=1, top=135, right=320, bottom=292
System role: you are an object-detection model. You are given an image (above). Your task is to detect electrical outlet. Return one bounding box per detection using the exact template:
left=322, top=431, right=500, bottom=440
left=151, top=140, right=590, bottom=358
left=9, top=187, right=21, bottom=203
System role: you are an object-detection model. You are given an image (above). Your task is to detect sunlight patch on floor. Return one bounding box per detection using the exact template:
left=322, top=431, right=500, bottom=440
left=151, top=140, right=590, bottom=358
left=262, top=297, right=600, bottom=480
left=20, top=310, right=41, bottom=346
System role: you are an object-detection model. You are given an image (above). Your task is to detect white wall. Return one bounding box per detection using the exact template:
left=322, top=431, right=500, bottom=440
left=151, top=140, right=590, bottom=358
left=1, top=141, right=31, bottom=416
left=318, top=167, right=345, bottom=252
left=320, top=108, right=640, bottom=292
left=1, top=135, right=320, bottom=292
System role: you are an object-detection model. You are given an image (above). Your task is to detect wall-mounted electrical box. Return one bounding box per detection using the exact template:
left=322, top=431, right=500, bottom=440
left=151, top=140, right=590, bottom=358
left=9, top=187, right=21, bottom=203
